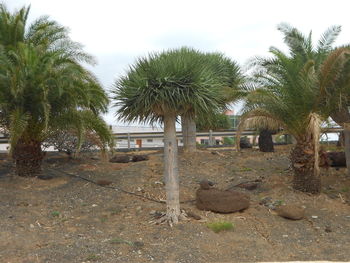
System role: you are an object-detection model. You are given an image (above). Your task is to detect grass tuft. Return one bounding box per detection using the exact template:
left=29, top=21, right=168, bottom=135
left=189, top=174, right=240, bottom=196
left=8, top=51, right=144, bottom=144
left=51, top=211, right=60, bottom=217
left=207, top=221, right=234, bottom=233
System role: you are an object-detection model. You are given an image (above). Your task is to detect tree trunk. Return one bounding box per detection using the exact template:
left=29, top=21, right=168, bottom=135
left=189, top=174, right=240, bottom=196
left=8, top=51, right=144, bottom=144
left=331, top=109, right=350, bottom=175
left=181, top=115, right=196, bottom=152
left=164, top=113, right=180, bottom=224
left=337, top=131, right=345, bottom=147
left=181, top=117, right=188, bottom=150
left=12, top=138, right=44, bottom=177
left=343, top=124, right=350, bottom=174
left=258, top=129, right=274, bottom=152
left=290, top=140, right=321, bottom=194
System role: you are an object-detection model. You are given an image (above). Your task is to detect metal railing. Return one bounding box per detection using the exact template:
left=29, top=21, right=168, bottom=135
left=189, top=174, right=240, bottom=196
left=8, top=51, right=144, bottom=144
left=0, top=127, right=343, bottom=150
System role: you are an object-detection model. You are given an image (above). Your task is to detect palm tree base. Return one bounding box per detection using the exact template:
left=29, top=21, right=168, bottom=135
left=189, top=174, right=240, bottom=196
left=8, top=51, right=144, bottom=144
left=258, top=129, right=274, bottom=152
left=291, top=144, right=321, bottom=194
left=12, top=139, right=44, bottom=177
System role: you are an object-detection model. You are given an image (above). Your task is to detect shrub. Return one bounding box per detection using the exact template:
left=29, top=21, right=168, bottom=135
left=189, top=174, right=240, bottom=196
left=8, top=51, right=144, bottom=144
left=43, top=130, right=104, bottom=157
left=223, top=137, right=235, bottom=145
left=207, top=221, right=234, bottom=233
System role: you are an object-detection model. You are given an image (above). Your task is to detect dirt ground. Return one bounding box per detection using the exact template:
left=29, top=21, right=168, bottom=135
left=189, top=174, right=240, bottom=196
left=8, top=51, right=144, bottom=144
left=0, top=145, right=350, bottom=263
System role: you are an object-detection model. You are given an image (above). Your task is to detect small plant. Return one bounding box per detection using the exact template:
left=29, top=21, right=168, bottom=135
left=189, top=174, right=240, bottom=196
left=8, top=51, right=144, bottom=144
left=110, top=238, right=134, bottom=246
left=51, top=211, right=60, bottom=217
left=207, top=221, right=234, bottom=233
left=240, top=167, right=252, bottom=172
left=223, top=137, right=235, bottom=145
left=341, top=187, right=349, bottom=193
left=274, top=200, right=284, bottom=206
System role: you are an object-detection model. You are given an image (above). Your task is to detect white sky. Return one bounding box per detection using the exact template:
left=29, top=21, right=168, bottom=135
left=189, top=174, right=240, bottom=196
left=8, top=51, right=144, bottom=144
left=6, top=0, right=350, bottom=125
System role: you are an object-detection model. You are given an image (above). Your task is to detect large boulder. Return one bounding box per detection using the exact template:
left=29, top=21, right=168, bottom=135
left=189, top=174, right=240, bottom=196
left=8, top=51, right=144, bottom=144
left=196, top=180, right=250, bottom=213
left=109, top=155, right=130, bottom=163
left=240, top=137, right=252, bottom=149
left=132, top=155, right=149, bottom=162
left=326, top=151, right=346, bottom=167
left=276, top=204, right=305, bottom=220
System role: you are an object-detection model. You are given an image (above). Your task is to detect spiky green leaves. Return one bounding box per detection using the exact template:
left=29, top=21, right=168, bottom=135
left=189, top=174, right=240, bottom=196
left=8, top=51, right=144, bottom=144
left=113, top=47, right=241, bottom=124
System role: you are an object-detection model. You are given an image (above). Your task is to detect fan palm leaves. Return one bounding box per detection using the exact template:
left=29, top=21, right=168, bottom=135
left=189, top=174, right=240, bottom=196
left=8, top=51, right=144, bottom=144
left=0, top=4, right=112, bottom=176
left=238, top=23, right=346, bottom=193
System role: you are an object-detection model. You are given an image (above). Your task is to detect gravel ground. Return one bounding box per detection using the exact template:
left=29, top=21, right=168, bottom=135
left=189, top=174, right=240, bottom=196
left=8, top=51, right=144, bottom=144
left=0, top=146, right=350, bottom=263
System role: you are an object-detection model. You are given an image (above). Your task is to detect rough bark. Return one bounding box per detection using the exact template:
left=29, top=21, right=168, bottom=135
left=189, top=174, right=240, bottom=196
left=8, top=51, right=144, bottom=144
left=164, top=113, right=180, bottom=224
left=343, top=124, right=350, bottom=174
left=258, top=129, right=274, bottom=152
left=181, top=115, right=196, bottom=152
left=12, top=138, right=44, bottom=177
left=181, top=117, right=188, bottom=150
left=330, top=109, right=350, bottom=175
left=290, top=141, right=321, bottom=194
left=337, top=131, right=345, bottom=147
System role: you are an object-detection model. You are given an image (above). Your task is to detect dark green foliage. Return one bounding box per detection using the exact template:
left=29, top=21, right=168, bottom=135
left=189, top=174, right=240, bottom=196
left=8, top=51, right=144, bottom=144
left=0, top=4, right=112, bottom=154
left=223, top=137, right=235, bottom=145
left=113, top=47, right=236, bottom=123
left=196, top=112, right=231, bottom=131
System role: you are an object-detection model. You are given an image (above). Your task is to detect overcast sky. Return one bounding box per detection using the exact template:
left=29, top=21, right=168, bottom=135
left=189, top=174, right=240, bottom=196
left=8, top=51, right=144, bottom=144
left=6, top=0, right=350, bottom=125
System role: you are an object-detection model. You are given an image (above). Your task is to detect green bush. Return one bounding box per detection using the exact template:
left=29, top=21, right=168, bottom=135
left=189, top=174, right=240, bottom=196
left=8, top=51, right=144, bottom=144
left=223, top=137, right=235, bottom=145
left=207, top=221, right=234, bottom=233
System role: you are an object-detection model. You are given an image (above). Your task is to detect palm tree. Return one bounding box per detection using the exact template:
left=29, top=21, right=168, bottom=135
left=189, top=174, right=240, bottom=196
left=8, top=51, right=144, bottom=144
left=318, top=47, right=350, bottom=174
left=113, top=47, right=224, bottom=224
left=237, top=24, right=342, bottom=193
left=0, top=4, right=112, bottom=176
left=181, top=53, right=244, bottom=152
left=270, top=23, right=350, bottom=175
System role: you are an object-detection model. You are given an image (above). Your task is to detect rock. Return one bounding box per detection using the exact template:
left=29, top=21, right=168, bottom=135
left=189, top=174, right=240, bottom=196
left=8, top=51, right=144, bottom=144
left=110, top=155, right=130, bottom=163
left=276, top=205, right=305, bottom=220
left=96, top=179, right=112, bottom=186
left=37, top=174, right=53, bottom=180
left=133, top=241, right=144, bottom=248
left=259, top=197, right=273, bottom=206
left=236, top=182, right=259, bottom=190
left=325, top=225, right=332, bottom=233
left=196, top=179, right=250, bottom=213
left=240, top=137, right=252, bottom=149
left=132, top=155, right=149, bottom=162
left=186, top=210, right=202, bottom=220
left=326, top=152, right=346, bottom=167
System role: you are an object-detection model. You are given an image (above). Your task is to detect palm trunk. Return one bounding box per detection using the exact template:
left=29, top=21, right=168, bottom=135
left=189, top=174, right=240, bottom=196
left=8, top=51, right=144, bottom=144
left=164, top=113, right=180, bottom=224
left=291, top=140, right=321, bottom=194
left=258, top=129, right=274, bottom=152
left=181, top=117, right=189, bottom=150
left=331, top=109, right=350, bottom=175
left=181, top=115, right=196, bottom=152
left=337, top=131, right=345, bottom=147
left=12, top=138, right=44, bottom=177
left=343, top=124, right=350, bottom=175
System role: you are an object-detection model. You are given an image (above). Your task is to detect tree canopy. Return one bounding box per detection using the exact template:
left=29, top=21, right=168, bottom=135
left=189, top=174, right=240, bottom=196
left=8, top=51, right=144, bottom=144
left=0, top=4, right=112, bottom=176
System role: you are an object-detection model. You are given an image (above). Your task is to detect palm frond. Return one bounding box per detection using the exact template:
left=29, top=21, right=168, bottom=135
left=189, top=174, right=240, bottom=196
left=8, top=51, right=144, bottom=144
left=8, top=109, right=29, bottom=153
left=317, top=25, right=341, bottom=53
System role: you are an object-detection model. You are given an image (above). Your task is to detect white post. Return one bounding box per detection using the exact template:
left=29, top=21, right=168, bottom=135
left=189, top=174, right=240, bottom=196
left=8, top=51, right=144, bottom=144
left=127, top=133, right=131, bottom=150
left=209, top=130, right=213, bottom=146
